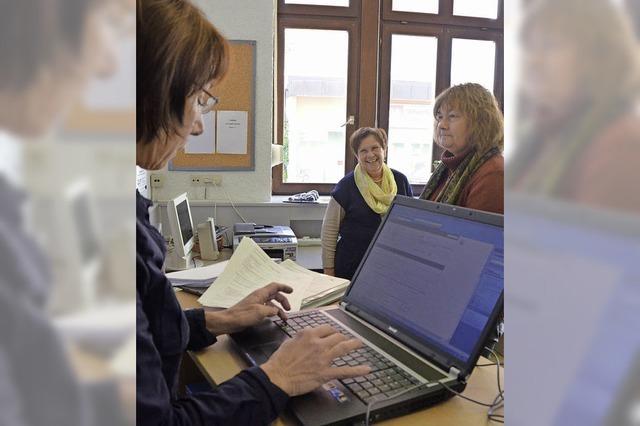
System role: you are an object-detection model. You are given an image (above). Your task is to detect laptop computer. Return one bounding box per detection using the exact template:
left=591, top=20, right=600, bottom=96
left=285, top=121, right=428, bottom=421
left=231, top=196, right=504, bottom=425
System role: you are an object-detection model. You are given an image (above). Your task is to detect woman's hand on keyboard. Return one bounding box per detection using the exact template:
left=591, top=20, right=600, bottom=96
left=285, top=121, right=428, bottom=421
left=261, top=324, right=372, bottom=396
left=205, top=282, right=292, bottom=336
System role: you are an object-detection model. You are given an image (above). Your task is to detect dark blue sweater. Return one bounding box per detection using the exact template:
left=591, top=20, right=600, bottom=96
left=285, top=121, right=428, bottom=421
left=331, top=169, right=413, bottom=279
left=136, top=192, right=289, bottom=425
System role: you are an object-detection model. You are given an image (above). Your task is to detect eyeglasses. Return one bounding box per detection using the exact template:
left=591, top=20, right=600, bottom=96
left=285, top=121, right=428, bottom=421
left=198, top=89, right=219, bottom=114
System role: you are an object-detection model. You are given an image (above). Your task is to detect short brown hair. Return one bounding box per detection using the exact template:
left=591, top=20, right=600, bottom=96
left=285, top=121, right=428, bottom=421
left=433, top=83, right=503, bottom=152
left=349, top=127, right=388, bottom=155
left=137, top=0, right=229, bottom=143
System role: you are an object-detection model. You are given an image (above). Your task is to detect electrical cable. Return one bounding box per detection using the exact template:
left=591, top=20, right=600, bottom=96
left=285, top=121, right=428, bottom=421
left=221, top=185, right=247, bottom=223
left=435, top=347, right=504, bottom=421
left=485, top=347, right=503, bottom=398
left=361, top=345, right=504, bottom=425
left=438, top=381, right=498, bottom=407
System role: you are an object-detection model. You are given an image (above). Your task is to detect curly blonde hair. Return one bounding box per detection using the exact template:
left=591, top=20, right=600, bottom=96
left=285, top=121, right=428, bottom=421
left=433, top=83, right=503, bottom=153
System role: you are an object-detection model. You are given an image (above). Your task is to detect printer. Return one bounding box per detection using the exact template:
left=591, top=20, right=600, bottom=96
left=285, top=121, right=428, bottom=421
left=232, top=223, right=297, bottom=261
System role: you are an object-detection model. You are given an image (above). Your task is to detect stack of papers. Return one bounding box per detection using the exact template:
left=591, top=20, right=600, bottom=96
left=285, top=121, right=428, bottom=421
left=197, top=237, right=349, bottom=311
left=280, top=260, right=349, bottom=308
left=167, top=261, right=229, bottom=295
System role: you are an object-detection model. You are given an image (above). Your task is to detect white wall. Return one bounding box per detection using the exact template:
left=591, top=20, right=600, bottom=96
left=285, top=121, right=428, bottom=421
left=156, top=0, right=276, bottom=203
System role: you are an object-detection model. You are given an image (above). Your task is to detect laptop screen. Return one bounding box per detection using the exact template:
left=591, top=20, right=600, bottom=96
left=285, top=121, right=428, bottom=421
left=344, top=201, right=503, bottom=366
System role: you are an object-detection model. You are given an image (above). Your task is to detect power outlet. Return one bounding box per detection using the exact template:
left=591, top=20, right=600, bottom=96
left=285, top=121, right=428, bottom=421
left=191, top=174, right=222, bottom=186
left=150, top=174, right=164, bottom=188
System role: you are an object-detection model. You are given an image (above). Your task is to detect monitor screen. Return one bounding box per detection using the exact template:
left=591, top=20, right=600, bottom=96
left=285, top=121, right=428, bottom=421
left=176, top=200, right=193, bottom=245
left=345, top=203, right=504, bottom=365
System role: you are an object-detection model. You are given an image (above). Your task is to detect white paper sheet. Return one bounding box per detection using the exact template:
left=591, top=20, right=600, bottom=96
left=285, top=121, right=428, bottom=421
left=185, top=112, right=216, bottom=153
left=166, top=260, right=228, bottom=281
left=198, top=238, right=312, bottom=311
left=216, top=111, right=248, bottom=154
left=280, top=259, right=349, bottom=299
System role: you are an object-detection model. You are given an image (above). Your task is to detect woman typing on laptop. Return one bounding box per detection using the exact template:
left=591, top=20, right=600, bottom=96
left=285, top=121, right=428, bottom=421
left=136, top=1, right=369, bottom=424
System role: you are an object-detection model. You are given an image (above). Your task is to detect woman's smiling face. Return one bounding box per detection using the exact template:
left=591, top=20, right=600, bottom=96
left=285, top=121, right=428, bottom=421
left=356, top=135, right=386, bottom=178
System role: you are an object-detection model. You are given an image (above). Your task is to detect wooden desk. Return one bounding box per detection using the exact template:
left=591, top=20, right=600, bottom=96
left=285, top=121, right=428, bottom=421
left=177, top=291, right=503, bottom=425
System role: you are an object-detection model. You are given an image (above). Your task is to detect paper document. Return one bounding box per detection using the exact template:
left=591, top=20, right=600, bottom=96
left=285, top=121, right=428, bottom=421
left=216, top=111, right=248, bottom=154
left=166, top=261, right=228, bottom=284
left=198, top=238, right=312, bottom=311
left=185, top=112, right=216, bottom=153
left=280, top=260, right=349, bottom=303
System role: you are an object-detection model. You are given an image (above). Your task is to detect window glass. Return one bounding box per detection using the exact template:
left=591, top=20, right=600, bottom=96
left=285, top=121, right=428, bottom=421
left=283, top=28, right=349, bottom=183
left=453, top=0, right=499, bottom=19
left=450, top=38, right=496, bottom=93
left=284, top=0, right=349, bottom=6
left=392, top=0, right=438, bottom=14
left=387, top=35, right=438, bottom=185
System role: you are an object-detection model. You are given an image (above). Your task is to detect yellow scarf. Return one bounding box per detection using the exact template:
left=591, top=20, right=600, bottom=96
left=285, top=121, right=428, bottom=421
left=354, top=163, right=397, bottom=214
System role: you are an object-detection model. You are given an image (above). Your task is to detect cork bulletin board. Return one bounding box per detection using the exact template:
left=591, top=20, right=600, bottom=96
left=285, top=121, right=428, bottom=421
left=170, top=40, right=256, bottom=171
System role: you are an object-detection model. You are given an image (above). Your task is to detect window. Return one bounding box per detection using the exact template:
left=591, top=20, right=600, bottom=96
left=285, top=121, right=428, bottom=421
left=386, top=35, right=438, bottom=184
left=274, top=0, right=503, bottom=195
left=283, top=29, right=349, bottom=184
left=453, top=0, right=499, bottom=19
left=285, top=0, right=349, bottom=6
left=451, top=38, right=496, bottom=92
left=392, top=0, right=438, bottom=14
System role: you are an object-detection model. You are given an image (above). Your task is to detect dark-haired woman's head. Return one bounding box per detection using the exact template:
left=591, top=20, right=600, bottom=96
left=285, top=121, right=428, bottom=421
left=136, top=0, right=229, bottom=170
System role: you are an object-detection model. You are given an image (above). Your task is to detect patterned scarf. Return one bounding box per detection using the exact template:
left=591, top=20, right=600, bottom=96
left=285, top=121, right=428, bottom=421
left=420, top=147, right=501, bottom=204
left=354, top=163, right=397, bottom=214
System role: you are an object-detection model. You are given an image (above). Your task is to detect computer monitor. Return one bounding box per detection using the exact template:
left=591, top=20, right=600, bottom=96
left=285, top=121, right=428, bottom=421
left=166, top=192, right=195, bottom=268
left=47, top=179, right=103, bottom=313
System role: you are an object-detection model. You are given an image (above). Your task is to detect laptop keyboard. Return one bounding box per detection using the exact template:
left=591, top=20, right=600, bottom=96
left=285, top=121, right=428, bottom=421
left=274, top=311, right=422, bottom=404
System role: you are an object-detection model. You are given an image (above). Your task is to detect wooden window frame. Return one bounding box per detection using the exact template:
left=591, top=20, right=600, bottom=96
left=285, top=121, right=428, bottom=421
left=273, top=15, right=362, bottom=195
left=383, top=0, right=503, bottom=29
left=278, top=0, right=361, bottom=18
left=274, top=0, right=503, bottom=195
left=379, top=0, right=503, bottom=195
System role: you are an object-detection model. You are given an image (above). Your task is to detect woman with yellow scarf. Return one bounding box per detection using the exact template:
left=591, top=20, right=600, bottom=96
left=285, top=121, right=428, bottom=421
left=321, top=128, right=413, bottom=279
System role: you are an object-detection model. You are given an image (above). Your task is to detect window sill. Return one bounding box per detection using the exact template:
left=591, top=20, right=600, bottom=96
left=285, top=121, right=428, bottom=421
left=154, top=195, right=330, bottom=207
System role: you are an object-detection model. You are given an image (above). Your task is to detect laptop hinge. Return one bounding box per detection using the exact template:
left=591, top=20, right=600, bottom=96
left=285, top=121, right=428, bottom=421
left=448, top=366, right=464, bottom=383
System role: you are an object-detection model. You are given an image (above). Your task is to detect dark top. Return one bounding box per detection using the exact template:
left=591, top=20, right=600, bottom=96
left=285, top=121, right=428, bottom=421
left=331, top=169, right=413, bottom=280
left=0, top=175, right=121, bottom=426
left=136, top=191, right=289, bottom=425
